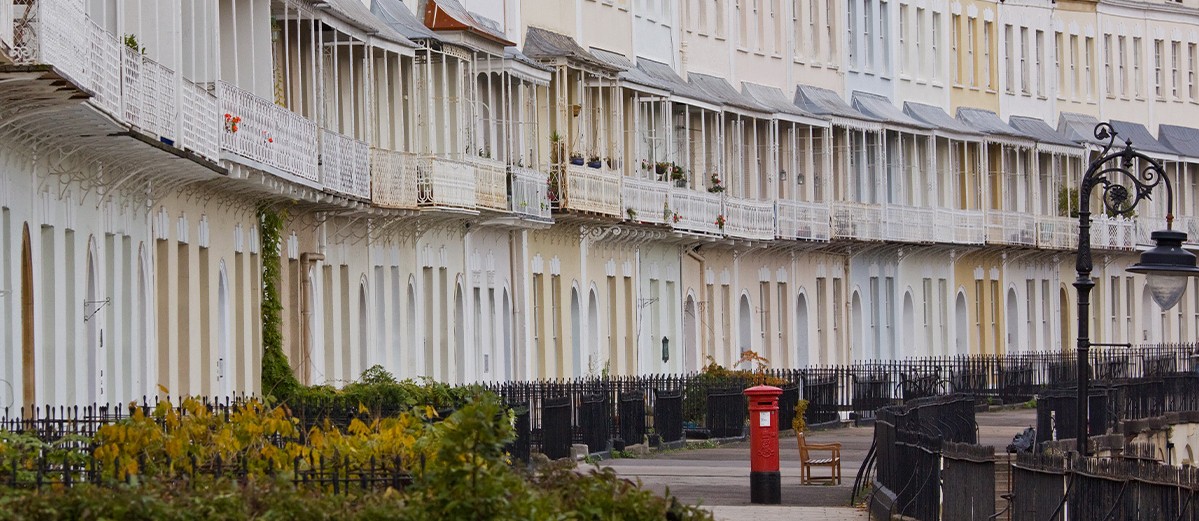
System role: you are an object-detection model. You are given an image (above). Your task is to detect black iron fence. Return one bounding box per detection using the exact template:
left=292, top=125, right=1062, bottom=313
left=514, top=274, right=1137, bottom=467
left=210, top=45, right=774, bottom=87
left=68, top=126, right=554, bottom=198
left=1011, top=453, right=1199, bottom=520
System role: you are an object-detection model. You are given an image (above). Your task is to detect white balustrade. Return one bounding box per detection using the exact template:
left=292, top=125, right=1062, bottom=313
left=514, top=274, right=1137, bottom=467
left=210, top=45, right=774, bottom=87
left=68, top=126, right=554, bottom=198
left=562, top=164, right=621, bottom=217
left=319, top=129, right=370, bottom=199
left=723, top=197, right=776, bottom=240
left=370, top=148, right=418, bottom=209
left=1, top=1, right=12, bottom=51
left=671, top=189, right=724, bottom=236
left=12, top=0, right=122, bottom=116
left=776, top=200, right=830, bottom=241
left=1175, top=216, right=1199, bottom=247
left=831, top=202, right=884, bottom=241
left=218, top=80, right=318, bottom=182
left=986, top=211, right=1037, bottom=246
left=85, top=21, right=121, bottom=116
left=418, top=157, right=477, bottom=210
left=511, top=166, right=552, bottom=221
left=121, top=47, right=179, bottom=142
left=1090, top=215, right=1136, bottom=251
left=468, top=157, right=509, bottom=211
left=883, top=205, right=936, bottom=243
left=622, top=177, right=673, bottom=225
left=933, top=209, right=986, bottom=245
left=1035, top=216, right=1077, bottom=250
left=181, top=81, right=217, bottom=161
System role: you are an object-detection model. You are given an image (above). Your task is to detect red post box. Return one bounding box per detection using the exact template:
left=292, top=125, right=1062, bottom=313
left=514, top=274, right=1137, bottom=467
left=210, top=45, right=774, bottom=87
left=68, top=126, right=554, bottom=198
left=744, top=384, right=782, bottom=504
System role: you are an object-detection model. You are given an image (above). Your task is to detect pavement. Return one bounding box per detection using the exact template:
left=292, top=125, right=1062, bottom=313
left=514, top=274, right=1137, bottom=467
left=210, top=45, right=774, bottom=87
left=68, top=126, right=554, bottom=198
left=597, top=406, right=1038, bottom=520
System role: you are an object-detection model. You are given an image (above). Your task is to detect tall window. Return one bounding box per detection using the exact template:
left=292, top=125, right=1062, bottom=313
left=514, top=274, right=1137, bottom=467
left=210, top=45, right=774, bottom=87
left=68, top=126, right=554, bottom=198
left=1004, top=25, right=1015, bottom=93
left=951, top=14, right=960, bottom=84
left=932, top=13, right=941, bottom=79
left=983, top=21, right=993, bottom=89
left=1172, top=41, right=1182, bottom=99
left=1190, top=43, right=1197, bottom=100
left=899, top=4, right=908, bottom=74
left=880, top=0, right=890, bottom=75
left=1134, top=37, right=1144, bottom=97
left=1085, top=37, right=1094, bottom=100
left=1020, top=27, right=1030, bottom=95
left=1118, top=36, right=1127, bottom=97
left=915, top=8, right=925, bottom=77
left=809, top=0, right=820, bottom=58
left=864, top=0, right=873, bottom=70
left=966, top=17, right=976, bottom=86
left=1070, top=35, right=1079, bottom=96
left=716, top=0, right=727, bottom=38
left=793, top=0, right=803, bottom=60
left=738, top=0, right=750, bottom=48
left=1055, top=32, right=1064, bottom=98
left=1104, top=34, right=1114, bottom=96
left=1155, top=39, right=1165, bottom=98
left=825, top=0, right=836, bottom=63
left=848, top=0, right=858, bottom=67
left=1036, top=30, right=1045, bottom=96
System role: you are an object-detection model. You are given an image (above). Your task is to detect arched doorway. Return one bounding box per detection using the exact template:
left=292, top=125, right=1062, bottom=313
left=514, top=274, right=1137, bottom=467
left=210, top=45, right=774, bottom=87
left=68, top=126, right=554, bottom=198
left=1142, top=285, right=1158, bottom=343
left=358, top=281, right=369, bottom=377
left=85, top=245, right=101, bottom=405
left=683, top=295, right=697, bottom=372
left=453, top=283, right=464, bottom=383
left=407, top=280, right=418, bottom=379
left=21, top=224, right=34, bottom=408
left=795, top=293, right=810, bottom=367
left=570, top=287, right=581, bottom=376
left=850, top=292, right=864, bottom=361
left=217, top=263, right=231, bottom=397
left=502, top=289, right=513, bottom=380
left=955, top=292, right=968, bottom=355
left=1059, top=287, right=1071, bottom=350
left=902, top=291, right=915, bottom=359
left=136, top=246, right=149, bottom=398
left=1006, top=288, right=1019, bottom=354
left=587, top=289, right=599, bottom=375
left=738, top=294, right=752, bottom=367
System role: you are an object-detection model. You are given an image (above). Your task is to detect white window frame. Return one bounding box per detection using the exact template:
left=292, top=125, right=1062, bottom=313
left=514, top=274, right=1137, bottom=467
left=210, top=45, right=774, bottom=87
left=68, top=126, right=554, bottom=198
left=1155, top=39, right=1165, bottom=99
left=1004, top=24, right=1015, bottom=94
left=1036, top=30, right=1045, bottom=96
left=1020, top=27, right=1030, bottom=95
left=1104, top=34, right=1114, bottom=97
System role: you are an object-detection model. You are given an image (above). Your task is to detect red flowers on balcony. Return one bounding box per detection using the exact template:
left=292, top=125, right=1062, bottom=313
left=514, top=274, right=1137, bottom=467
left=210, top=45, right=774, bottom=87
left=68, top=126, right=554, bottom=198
left=224, top=113, right=241, bottom=133
left=715, top=214, right=726, bottom=230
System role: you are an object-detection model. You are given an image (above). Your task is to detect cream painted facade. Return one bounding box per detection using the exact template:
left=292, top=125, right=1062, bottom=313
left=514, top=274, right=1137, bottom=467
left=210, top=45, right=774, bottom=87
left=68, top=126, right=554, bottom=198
left=5, top=0, right=1199, bottom=408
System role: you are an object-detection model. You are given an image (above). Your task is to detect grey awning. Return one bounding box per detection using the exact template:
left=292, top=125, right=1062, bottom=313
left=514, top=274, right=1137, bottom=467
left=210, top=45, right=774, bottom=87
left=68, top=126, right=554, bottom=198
left=636, top=59, right=721, bottom=105
left=1109, top=120, right=1177, bottom=156
left=955, top=108, right=1027, bottom=140
left=326, top=0, right=417, bottom=47
left=850, top=92, right=934, bottom=131
left=902, top=102, right=981, bottom=137
left=1008, top=116, right=1079, bottom=148
left=371, top=0, right=439, bottom=41
left=523, top=26, right=615, bottom=71
left=741, top=82, right=824, bottom=122
left=1159, top=124, right=1199, bottom=159
left=589, top=48, right=671, bottom=92
left=688, top=73, right=772, bottom=114
left=793, top=85, right=880, bottom=125
left=1058, top=112, right=1105, bottom=145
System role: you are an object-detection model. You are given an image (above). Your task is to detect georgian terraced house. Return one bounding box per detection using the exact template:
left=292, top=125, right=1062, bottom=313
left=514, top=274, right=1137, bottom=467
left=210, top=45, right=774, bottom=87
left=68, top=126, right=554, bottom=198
left=2, top=0, right=1199, bottom=406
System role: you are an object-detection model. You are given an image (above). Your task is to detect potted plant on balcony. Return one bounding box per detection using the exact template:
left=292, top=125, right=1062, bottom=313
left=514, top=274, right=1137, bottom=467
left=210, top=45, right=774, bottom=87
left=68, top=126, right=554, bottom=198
left=587, top=154, right=602, bottom=169
left=655, top=161, right=670, bottom=179
left=715, top=214, right=726, bottom=231
left=641, top=159, right=653, bottom=173
left=626, top=207, right=638, bottom=220
left=670, top=164, right=687, bottom=187
left=570, top=152, right=585, bottom=166
left=708, top=173, right=725, bottom=193
left=550, top=131, right=564, bottom=164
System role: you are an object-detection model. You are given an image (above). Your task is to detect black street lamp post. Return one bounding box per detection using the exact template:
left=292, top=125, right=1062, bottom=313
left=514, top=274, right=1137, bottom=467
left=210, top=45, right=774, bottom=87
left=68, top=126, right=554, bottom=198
left=1074, top=122, right=1199, bottom=456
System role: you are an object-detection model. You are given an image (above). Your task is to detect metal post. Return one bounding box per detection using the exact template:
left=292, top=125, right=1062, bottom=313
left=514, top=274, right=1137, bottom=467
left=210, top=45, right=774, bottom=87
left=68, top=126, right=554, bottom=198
left=1074, top=197, right=1093, bottom=456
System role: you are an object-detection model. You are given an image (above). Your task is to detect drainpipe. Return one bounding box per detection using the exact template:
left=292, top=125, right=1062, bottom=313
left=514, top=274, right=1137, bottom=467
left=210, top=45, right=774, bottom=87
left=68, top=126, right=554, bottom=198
left=299, top=252, right=325, bottom=385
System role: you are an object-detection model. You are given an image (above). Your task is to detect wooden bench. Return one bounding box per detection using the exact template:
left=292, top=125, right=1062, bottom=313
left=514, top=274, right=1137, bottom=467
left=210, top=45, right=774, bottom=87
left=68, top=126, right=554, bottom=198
left=798, top=432, right=842, bottom=485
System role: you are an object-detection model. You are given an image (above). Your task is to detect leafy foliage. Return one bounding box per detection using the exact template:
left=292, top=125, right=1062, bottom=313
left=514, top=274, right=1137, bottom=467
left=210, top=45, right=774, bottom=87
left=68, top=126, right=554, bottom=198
left=258, top=205, right=299, bottom=401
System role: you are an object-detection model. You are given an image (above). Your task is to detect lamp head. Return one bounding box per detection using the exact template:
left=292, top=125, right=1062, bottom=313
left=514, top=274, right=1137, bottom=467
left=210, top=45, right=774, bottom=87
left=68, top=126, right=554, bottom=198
left=1127, top=229, right=1199, bottom=310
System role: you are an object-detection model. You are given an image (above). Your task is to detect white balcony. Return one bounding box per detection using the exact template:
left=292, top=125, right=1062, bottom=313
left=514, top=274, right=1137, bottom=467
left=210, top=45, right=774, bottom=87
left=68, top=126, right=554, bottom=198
left=559, top=164, right=622, bottom=217
left=1036, top=216, right=1077, bottom=250
left=723, top=197, right=776, bottom=241
left=933, top=209, right=986, bottom=245
left=12, top=0, right=123, bottom=115
left=671, top=189, right=724, bottom=236
left=122, top=46, right=178, bottom=142
left=832, top=202, right=884, bottom=241
left=883, top=205, right=936, bottom=243
left=370, top=148, right=417, bottom=209
left=776, top=200, right=830, bottom=241
left=986, top=211, right=1037, bottom=246
left=511, top=166, right=552, bottom=222
left=468, top=157, right=509, bottom=211
left=218, top=81, right=319, bottom=183
left=181, top=81, right=218, bottom=161
left=622, top=177, right=673, bottom=225
left=1090, top=215, right=1136, bottom=251
left=320, top=129, right=370, bottom=199
left=418, top=157, right=477, bottom=210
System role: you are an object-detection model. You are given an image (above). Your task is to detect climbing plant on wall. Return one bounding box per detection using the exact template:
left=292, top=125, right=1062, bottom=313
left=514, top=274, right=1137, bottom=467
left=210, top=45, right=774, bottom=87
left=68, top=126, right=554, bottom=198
left=258, top=205, right=298, bottom=400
